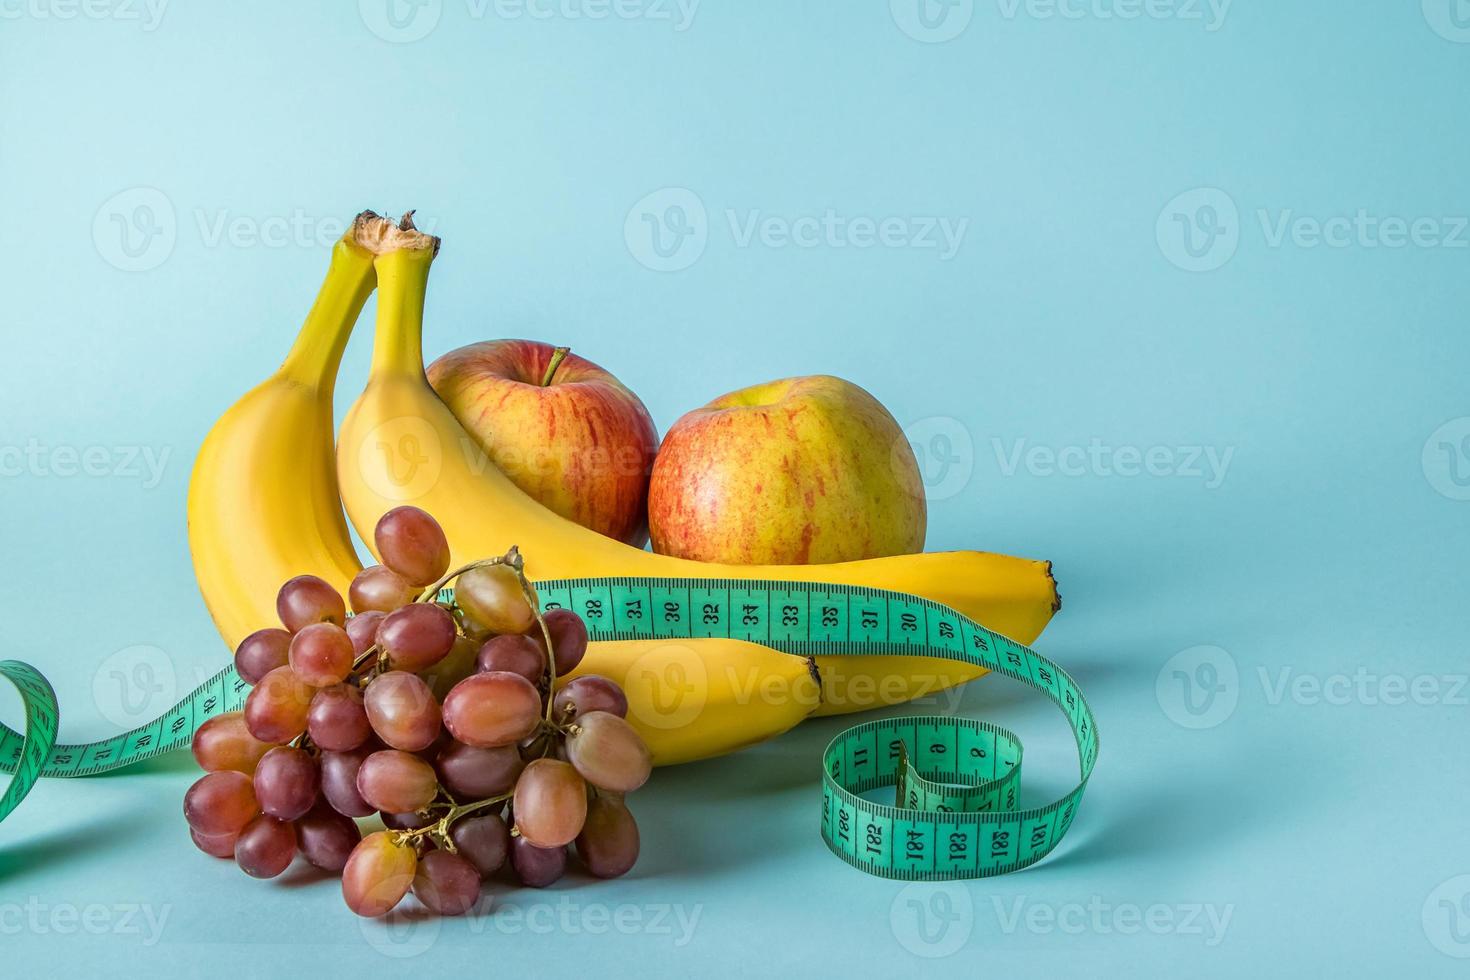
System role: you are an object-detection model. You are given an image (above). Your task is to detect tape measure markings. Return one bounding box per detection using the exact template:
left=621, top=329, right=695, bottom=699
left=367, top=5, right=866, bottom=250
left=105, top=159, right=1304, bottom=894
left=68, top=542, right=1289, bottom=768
left=0, top=578, right=1096, bottom=881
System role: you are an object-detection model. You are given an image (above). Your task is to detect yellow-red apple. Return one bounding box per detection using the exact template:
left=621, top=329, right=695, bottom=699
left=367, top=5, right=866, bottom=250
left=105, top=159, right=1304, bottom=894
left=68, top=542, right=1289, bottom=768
left=648, top=376, right=926, bottom=564
left=428, top=340, right=659, bottom=546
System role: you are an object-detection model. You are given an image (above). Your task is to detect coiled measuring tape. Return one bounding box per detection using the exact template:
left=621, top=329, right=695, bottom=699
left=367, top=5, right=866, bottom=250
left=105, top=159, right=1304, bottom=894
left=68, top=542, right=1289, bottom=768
left=0, top=579, right=1097, bottom=879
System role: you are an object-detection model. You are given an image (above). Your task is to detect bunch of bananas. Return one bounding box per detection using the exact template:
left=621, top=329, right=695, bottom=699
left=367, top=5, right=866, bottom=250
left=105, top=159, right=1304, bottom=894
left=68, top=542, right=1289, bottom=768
left=188, top=213, right=1059, bottom=765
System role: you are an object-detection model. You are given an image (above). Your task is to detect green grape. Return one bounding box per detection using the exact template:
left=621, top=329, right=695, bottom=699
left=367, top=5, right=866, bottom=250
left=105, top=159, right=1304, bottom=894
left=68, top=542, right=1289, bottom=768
left=377, top=603, right=457, bottom=672
left=349, top=564, right=417, bottom=614
left=454, top=564, right=535, bottom=635
left=191, top=711, right=273, bottom=775
left=421, top=636, right=480, bottom=702
left=412, top=850, right=482, bottom=916
left=565, top=711, right=652, bottom=793
left=355, top=749, right=438, bottom=814
left=442, top=672, right=542, bottom=748
left=288, top=623, right=355, bottom=687
left=575, top=794, right=640, bottom=879
left=512, top=758, right=587, bottom=848
left=244, top=666, right=315, bottom=743
left=233, top=628, right=291, bottom=685
left=342, top=831, right=418, bottom=917
left=184, top=770, right=259, bottom=838
left=375, top=507, right=450, bottom=588
left=235, top=815, right=296, bottom=879
left=277, top=575, right=347, bottom=632
left=364, top=671, right=442, bottom=751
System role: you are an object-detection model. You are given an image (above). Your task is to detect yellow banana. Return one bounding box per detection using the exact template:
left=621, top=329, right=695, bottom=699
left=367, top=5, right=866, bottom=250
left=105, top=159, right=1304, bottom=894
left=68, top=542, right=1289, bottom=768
left=562, top=640, right=820, bottom=765
left=337, top=226, right=1061, bottom=717
left=188, top=216, right=381, bottom=650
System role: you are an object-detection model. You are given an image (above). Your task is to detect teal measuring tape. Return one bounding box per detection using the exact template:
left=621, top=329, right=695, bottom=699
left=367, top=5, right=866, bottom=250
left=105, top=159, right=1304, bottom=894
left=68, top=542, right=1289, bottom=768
left=0, top=578, right=1097, bottom=880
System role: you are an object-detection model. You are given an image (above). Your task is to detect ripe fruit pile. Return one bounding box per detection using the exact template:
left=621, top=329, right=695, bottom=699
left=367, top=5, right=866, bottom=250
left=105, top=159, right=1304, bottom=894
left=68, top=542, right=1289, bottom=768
left=182, top=505, right=652, bottom=917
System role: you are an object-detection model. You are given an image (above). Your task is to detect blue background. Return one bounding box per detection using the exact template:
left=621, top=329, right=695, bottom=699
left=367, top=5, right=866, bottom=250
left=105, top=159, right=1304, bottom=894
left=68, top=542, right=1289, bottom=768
left=2, top=1, right=1468, bottom=975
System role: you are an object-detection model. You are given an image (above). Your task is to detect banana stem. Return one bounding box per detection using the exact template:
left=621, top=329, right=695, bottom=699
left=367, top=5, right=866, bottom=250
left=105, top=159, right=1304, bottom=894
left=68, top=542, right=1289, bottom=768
left=277, top=214, right=379, bottom=386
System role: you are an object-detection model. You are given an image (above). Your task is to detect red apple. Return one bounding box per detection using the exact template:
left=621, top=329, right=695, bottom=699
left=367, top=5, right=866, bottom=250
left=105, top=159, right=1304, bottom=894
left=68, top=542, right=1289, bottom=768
left=428, top=340, right=659, bottom=547
left=648, top=375, right=926, bottom=564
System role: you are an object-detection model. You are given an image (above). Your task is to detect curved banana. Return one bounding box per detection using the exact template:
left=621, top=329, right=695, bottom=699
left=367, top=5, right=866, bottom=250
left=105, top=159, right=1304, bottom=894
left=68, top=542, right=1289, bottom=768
left=337, top=230, right=1060, bottom=716
left=188, top=217, right=381, bottom=650
left=564, top=640, right=820, bottom=765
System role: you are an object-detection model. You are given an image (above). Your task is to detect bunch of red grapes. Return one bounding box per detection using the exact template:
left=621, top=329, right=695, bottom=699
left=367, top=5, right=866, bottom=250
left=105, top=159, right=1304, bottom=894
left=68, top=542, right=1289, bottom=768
left=182, top=506, right=651, bottom=918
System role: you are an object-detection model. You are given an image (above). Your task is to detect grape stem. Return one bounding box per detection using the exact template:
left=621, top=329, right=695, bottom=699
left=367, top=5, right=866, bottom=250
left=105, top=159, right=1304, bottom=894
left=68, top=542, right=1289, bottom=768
left=392, top=792, right=512, bottom=852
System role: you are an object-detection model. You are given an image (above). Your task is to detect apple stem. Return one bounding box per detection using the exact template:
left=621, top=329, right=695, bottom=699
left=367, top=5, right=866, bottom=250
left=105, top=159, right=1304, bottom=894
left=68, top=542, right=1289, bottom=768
left=540, top=346, right=571, bottom=387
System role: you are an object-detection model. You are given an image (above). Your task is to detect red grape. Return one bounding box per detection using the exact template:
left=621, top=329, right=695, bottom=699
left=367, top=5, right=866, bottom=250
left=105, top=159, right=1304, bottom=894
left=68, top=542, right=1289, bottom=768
left=442, top=672, right=541, bottom=748
left=412, top=849, right=481, bottom=915
left=349, top=564, right=417, bottom=614
left=539, top=608, right=589, bottom=676
left=454, top=564, right=535, bottom=635
left=343, top=831, right=418, bottom=917
left=277, top=575, right=346, bottom=632
left=375, top=507, right=450, bottom=587
left=552, top=675, right=628, bottom=722
left=192, top=711, right=273, bottom=775
left=184, top=770, right=258, bottom=837
left=476, top=634, right=545, bottom=685
left=244, top=666, right=315, bottom=743
left=234, top=628, right=291, bottom=685
left=512, top=758, right=587, bottom=848
left=296, top=804, right=362, bottom=873
left=253, top=746, right=320, bottom=820
left=355, top=750, right=438, bottom=814
left=510, top=837, right=566, bottom=888
left=289, top=623, right=355, bottom=687
left=565, top=711, right=651, bottom=793
left=450, top=813, right=509, bottom=878
left=435, top=741, right=523, bottom=799
left=346, top=610, right=387, bottom=657
left=190, top=828, right=237, bottom=859
left=364, top=671, right=442, bottom=751
left=378, top=603, right=457, bottom=672
left=235, top=814, right=296, bottom=878
left=308, top=684, right=371, bottom=751
left=576, top=794, right=640, bottom=878
left=321, top=747, right=377, bottom=817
